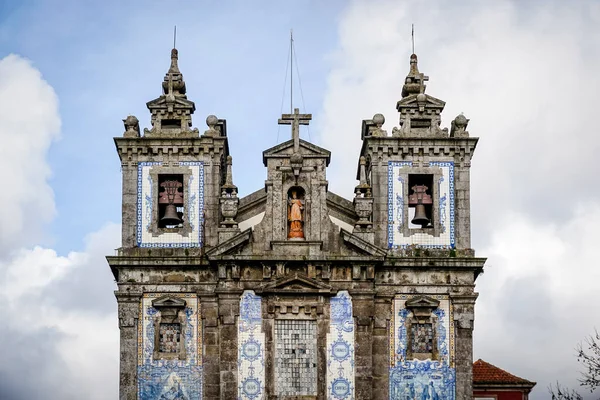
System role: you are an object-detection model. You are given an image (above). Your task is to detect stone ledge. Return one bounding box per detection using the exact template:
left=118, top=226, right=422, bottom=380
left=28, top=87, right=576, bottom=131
left=114, top=135, right=228, bottom=158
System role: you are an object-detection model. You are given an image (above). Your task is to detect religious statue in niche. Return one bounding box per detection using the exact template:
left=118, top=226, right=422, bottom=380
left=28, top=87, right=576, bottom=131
left=287, top=187, right=305, bottom=239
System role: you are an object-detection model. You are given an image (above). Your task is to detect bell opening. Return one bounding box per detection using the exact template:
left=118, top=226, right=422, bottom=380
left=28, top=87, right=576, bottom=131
left=158, top=174, right=185, bottom=228
left=408, top=174, right=433, bottom=229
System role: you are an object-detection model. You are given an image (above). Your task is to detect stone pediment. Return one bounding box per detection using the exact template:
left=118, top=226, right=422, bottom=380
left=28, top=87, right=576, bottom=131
left=205, top=229, right=252, bottom=257
left=152, top=296, right=187, bottom=309
left=262, top=139, right=331, bottom=166
left=397, top=93, right=445, bottom=109
left=405, top=295, right=440, bottom=323
left=257, top=273, right=332, bottom=295
left=146, top=95, right=196, bottom=110
left=405, top=295, right=440, bottom=309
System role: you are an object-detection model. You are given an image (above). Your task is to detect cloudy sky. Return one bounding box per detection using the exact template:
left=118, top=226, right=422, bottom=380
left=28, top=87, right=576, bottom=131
left=1, top=0, right=599, bottom=399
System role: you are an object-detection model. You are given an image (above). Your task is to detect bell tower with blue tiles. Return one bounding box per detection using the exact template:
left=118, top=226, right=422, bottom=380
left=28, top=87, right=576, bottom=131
left=107, top=49, right=486, bottom=400
left=109, top=47, right=231, bottom=400
left=358, top=53, right=486, bottom=399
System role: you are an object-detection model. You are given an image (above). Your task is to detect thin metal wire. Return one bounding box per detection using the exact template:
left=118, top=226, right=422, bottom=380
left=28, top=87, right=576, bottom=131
left=292, top=40, right=311, bottom=142
left=276, top=37, right=291, bottom=143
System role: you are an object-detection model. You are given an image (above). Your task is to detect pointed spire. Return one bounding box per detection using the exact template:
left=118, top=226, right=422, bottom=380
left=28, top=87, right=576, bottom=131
left=144, top=47, right=198, bottom=137
left=355, top=156, right=371, bottom=197
left=395, top=54, right=447, bottom=138
left=168, top=48, right=181, bottom=74
left=221, top=155, right=238, bottom=195
left=401, top=54, right=429, bottom=98
left=219, top=155, right=240, bottom=231
left=162, top=48, right=187, bottom=97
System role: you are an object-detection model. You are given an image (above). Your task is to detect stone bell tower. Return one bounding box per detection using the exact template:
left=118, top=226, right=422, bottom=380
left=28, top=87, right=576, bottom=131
left=108, top=47, right=232, bottom=400
left=359, top=53, right=486, bottom=399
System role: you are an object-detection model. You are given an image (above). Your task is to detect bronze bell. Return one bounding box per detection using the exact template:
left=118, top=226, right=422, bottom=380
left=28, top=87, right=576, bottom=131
left=161, top=204, right=182, bottom=226
left=408, top=184, right=433, bottom=228
left=412, top=204, right=430, bottom=228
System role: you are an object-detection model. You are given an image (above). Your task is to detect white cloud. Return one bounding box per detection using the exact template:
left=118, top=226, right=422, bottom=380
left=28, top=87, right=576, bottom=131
left=0, top=54, right=61, bottom=253
left=475, top=204, right=600, bottom=395
left=320, top=1, right=600, bottom=398
left=0, top=223, right=120, bottom=400
left=0, top=54, right=118, bottom=400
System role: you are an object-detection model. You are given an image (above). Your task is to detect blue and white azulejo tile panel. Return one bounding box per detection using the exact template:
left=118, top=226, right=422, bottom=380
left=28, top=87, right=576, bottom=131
left=137, top=293, right=202, bottom=400
left=238, top=291, right=265, bottom=400
left=327, top=291, right=355, bottom=400
left=136, top=161, right=205, bottom=248
left=389, top=295, right=455, bottom=400
left=387, top=161, right=455, bottom=249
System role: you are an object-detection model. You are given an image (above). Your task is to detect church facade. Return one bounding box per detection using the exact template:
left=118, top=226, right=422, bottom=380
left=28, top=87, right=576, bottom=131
left=107, top=48, right=486, bottom=400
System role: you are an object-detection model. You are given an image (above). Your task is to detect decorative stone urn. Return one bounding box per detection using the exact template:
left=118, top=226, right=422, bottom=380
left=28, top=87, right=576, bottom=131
left=220, top=195, right=239, bottom=227
left=353, top=196, right=373, bottom=229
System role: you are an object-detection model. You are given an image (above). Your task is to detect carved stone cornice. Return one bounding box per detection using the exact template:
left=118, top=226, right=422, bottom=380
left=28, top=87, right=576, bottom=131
left=113, top=136, right=228, bottom=160
left=360, top=136, right=479, bottom=161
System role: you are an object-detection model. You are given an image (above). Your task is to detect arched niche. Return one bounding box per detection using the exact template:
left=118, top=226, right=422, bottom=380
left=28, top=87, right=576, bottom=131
left=287, top=186, right=306, bottom=239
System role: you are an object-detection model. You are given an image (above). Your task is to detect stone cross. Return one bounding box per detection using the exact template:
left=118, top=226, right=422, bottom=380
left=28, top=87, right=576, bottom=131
left=278, top=108, right=312, bottom=152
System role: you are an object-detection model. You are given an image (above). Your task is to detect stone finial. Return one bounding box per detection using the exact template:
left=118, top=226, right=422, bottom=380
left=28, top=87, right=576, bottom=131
left=394, top=54, right=448, bottom=138
left=353, top=156, right=373, bottom=231
left=450, top=113, right=470, bottom=138
left=355, top=156, right=371, bottom=195
left=204, top=115, right=220, bottom=137
left=401, top=54, right=429, bottom=98
left=162, top=48, right=186, bottom=97
left=221, top=155, right=237, bottom=195
left=123, top=115, right=140, bottom=138
left=220, top=155, right=239, bottom=228
left=144, top=48, right=198, bottom=137
left=370, top=113, right=387, bottom=137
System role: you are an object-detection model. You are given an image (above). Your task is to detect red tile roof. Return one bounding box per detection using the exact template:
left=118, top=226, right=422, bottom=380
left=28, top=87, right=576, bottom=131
left=473, top=359, right=536, bottom=386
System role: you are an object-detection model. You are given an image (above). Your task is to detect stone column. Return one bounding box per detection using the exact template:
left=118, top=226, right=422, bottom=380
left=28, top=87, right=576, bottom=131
left=372, top=296, right=392, bottom=399
left=351, top=293, right=375, bottom=399
left=116, top=291, right=141, bottom=400
left=201, top=296, right=220, bottom=400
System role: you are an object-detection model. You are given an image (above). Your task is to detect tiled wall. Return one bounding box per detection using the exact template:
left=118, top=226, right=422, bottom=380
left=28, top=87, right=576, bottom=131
left=137, top=293, right=202, bottom=399
left=274, top=320, right=318, bottom=396
left=326, top=291, right=355, bottom=400
left=137, top=161, right=204, bottom=248
left=389, top=295, right=455, bottom=399
left=238, top=291, right=266, bottom=400
left=387, top=161, right=455, bottom=248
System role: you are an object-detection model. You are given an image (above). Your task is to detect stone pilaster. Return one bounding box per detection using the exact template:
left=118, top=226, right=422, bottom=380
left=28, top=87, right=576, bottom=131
left=116, top=291, right=141, bottom=400
left=452, top=294, right=477, bottom=400
left=218, top=293, right=241, bottom=400
left=317, top=309, right=330, bottom=400
left=352, top=294, right=375, bottom=399
left=201, top=296, right=220, bottom=400
left=121, top=163, right=138, bottom=248
left=372, top=296, right=392, bottom=400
